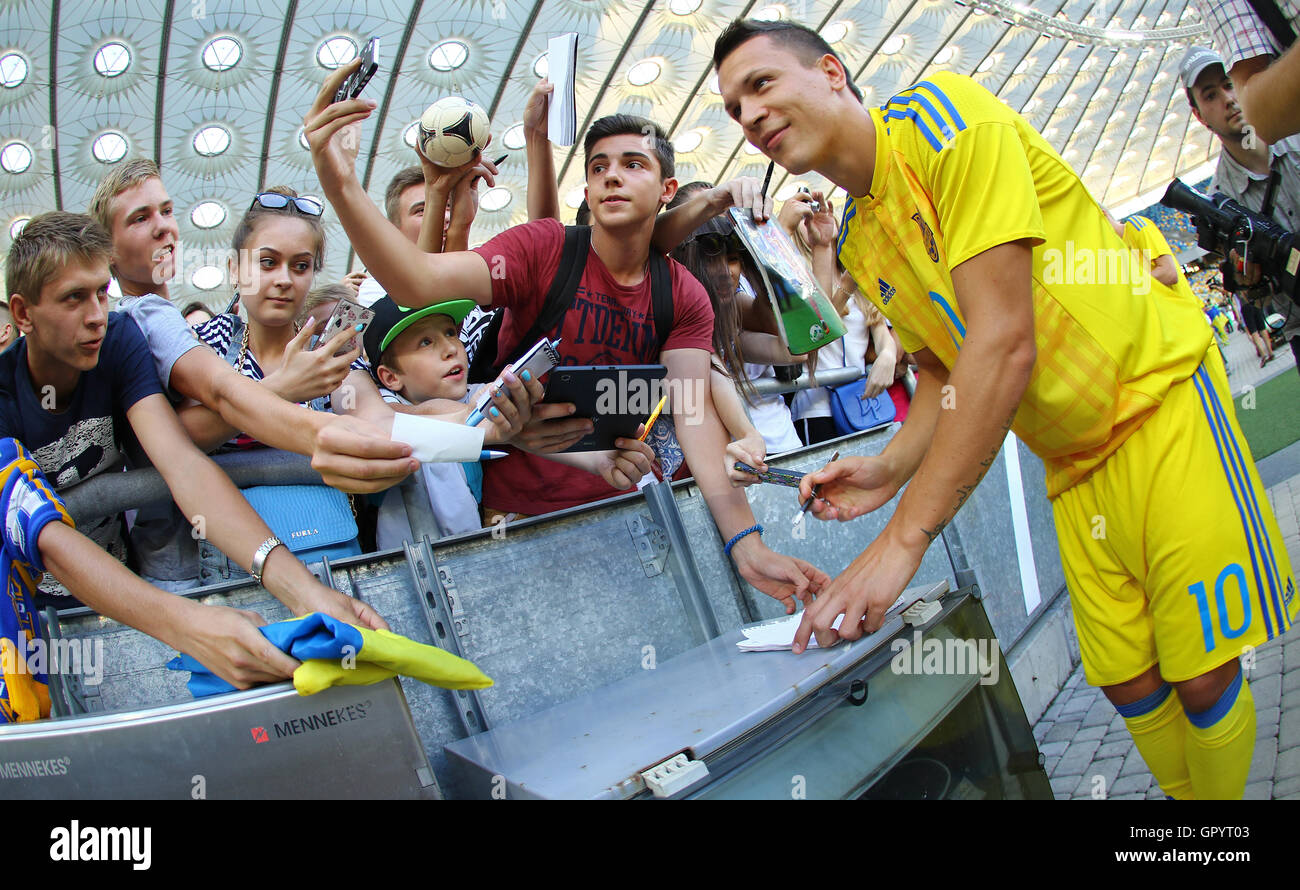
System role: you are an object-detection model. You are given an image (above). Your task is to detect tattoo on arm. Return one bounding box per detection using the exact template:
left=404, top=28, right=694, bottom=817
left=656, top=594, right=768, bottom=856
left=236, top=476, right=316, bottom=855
left=919, top=410, right=1016, bottom=545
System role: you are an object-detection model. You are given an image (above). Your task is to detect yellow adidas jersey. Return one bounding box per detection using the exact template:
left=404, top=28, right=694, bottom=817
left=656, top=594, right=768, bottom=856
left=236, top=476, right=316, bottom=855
left=836, top=72, right=1212, bottom=498
left=1122, top=215, right=1201, bottom=308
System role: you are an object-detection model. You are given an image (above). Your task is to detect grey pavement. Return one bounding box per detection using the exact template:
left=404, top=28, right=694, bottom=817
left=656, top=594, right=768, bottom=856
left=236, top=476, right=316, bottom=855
left=1033, top=328, right=1300, bottom=799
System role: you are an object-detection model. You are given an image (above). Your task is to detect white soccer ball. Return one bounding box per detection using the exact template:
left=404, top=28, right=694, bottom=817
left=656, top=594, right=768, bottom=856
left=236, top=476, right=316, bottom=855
left=418, top=97, right=490, bottom=167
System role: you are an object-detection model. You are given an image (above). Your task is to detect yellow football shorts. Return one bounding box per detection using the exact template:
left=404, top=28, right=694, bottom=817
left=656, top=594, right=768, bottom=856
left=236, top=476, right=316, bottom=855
left=1052, top=346, right=1297, bottom=686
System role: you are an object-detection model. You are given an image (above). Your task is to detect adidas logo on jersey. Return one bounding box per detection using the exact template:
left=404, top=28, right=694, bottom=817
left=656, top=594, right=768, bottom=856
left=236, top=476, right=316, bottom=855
left=878, top=278, right=896, bottom=305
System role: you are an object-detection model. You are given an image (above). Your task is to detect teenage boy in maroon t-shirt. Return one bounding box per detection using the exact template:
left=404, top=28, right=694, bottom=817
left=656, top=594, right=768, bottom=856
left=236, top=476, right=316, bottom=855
left=305, top=60, right=826, bottom=610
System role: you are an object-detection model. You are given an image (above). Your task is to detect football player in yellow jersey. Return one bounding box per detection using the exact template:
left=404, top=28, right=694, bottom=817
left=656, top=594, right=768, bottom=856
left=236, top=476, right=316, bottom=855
left=714, top=18, right=1297, bottom=799
left=1113, top=212, right=1201, bottom=308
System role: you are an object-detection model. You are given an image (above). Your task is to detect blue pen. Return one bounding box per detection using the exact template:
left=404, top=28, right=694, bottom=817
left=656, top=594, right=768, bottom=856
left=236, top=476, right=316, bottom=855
left=479, top=450, right=509, bottom=460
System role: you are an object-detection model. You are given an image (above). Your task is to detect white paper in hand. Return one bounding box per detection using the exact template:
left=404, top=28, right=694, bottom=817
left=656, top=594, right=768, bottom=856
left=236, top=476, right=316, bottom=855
left=547, top=32, right=578, bottom=147
left=390, top=414, right=485, bottom=463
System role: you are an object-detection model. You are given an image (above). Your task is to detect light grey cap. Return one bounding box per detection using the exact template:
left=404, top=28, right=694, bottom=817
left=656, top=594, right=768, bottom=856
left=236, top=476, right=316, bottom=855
left=1180, top=46, right=1226, bottom=91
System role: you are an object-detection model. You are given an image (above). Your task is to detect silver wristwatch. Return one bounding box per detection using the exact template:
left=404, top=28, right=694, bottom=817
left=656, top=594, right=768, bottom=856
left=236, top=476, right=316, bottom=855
left=250, top=536, right=284, bottom=585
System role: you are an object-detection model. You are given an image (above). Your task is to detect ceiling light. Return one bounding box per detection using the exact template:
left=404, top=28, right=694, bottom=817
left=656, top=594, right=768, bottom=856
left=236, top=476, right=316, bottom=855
left=404, top=121, right=419, bottom=148
left=9, top=216, right=29, bottom=239
left=92, top=132, right=128, bottom=164
left=299, top=128, right=311, bottom=150
left=202, top=36, right=242, bottom=72
left=1014, top=59, right=1031, bottom=75
left=935, top=47, right=956, bottom=65
left=881, top=35, right=906, bottom=56
left=191, top=201, right=226, bottom=229
left=429, top=40, right=469, bottom=72
left=534, top=53, right=549, bottom=79
left=675, top=129, right=703, bottom=153
left=480, top=187, right=511, bottom=212
left=742, top=141, right=763, bottom=155
left=754, top=6, right=784, bottom=21
left=193, top=125, right=231, bottom=157
left=317, top=36, right=357, bottom=70
left=0, top=141, right=30, bottom=172
left=775, top=181, right=805, bottom=201
left=192, top=266, right=223, bottom=290
left=94, top=42, right=131, bottom=77
left=0, top=52, right=28, bottom=88
left=708, top=72, right=721, bottom=94
left=977, top=56, right=996, bottom=73
left=822, top=22, right=850, bottom=44
left=628, top=59, right=662, bottom=87
left=669, top=0, right=703, bottom=13
left=564, top=187, right=585, bottom=209
left=503, top=124, right=526, bottom=150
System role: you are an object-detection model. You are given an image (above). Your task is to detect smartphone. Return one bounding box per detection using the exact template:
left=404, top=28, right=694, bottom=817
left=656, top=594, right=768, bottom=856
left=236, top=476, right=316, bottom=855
left=473, top=337, right=561, bottom=415
left=333, top=37, right=380, bottom=104
left=312, top=297, right=375, bottom=356
left=796, top=185, right=821, bottom=213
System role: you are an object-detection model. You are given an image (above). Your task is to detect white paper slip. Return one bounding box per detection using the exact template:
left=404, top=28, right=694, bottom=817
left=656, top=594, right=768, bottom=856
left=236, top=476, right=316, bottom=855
left=390, top=413, right=485, bottom=463
left=736, top=591, right=912, bottom=652
left=547, top=32, right=578, bottom=147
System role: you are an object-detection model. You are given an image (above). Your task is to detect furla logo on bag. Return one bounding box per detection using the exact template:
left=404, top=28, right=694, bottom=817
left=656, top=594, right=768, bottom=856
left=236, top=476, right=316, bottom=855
left=49, top=821, right=151, bottom=870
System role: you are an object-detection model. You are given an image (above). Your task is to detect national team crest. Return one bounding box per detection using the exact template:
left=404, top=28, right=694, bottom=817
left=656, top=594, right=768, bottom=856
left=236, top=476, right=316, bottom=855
left=911, top=210, right=939, bottom=263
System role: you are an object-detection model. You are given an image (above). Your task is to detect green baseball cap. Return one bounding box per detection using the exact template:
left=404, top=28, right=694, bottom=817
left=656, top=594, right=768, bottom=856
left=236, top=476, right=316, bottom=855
left=363, top=295, right=478, bottom=369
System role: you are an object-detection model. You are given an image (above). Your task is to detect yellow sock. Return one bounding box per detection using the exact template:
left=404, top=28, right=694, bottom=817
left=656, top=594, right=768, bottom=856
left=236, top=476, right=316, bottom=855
left=1117, top=683, right=1193, bottom=799
left=1184, top=668, right=1255, bottom=800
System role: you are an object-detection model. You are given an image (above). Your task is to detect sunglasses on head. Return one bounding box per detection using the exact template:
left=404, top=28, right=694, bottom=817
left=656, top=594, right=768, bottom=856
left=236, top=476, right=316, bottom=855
left=250, top=192, right=325, bottom=217
left=691, top=231, right=743, bottom=257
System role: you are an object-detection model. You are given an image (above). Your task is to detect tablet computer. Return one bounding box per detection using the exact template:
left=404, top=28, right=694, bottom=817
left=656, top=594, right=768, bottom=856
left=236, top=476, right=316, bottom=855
left=542, top=364, right=668, bottom=452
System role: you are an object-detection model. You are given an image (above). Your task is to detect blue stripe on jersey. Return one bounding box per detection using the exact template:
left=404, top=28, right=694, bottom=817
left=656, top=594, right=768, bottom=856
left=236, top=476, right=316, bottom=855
left=929, top=291, right=966, bottom=347
left=883, top=108, right=944, bottom=152
left=1201, top=367, right=1289, bottom=632
left=837, top=201, right=858, bottom=254
left=1191, top=369, right=1274, bottom=638
left=912, top=80, right=967, bottom=131
left=886, top=91, right=955, bottom=140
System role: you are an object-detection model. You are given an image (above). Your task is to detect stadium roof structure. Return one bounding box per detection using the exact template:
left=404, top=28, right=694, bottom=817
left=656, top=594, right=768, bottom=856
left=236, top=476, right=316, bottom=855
left=0, top=0, right=1224, bottom=303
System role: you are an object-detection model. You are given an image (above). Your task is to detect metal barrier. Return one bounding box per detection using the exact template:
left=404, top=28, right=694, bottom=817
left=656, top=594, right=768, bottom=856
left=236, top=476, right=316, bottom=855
left=17, top=406, right=1067, bottom=797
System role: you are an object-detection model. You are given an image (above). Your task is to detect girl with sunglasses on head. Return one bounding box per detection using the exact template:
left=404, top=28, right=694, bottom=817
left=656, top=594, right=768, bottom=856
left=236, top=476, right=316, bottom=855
left=667, top=182, right=806, bottom=486
left=779, top=189, right=900, bottom=446
left=181, top=187, right=366, bottom=452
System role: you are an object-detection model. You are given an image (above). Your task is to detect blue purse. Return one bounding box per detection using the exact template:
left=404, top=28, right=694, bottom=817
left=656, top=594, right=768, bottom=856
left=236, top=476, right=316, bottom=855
left=828, top=343, right=896, bottom=435
left=198, top=484, right=361, bottom=585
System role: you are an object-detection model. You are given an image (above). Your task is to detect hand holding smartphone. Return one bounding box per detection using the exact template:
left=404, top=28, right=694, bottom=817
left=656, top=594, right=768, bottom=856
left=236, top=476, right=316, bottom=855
left=333, top=37, right=380, bottom=104
left=311, top=297, right=375, bottom=356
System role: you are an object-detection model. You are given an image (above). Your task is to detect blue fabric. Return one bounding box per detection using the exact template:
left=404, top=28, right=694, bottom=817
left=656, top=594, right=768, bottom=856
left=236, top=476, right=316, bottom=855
left=1114, top=682, right=1174, bottom=718
left=167, top=612, right=366, bottom=698
left=1185, top=666, right=1243, bottom=729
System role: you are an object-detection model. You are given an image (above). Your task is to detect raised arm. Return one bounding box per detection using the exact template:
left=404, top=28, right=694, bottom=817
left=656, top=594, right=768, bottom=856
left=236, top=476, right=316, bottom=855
left=303, top=59, right=495, bottom=309
left=651, top=177, right=773, bottom=254
left=1234, top=47, right=1300, bottom=146
left=522, top=79, right=562, bottom=222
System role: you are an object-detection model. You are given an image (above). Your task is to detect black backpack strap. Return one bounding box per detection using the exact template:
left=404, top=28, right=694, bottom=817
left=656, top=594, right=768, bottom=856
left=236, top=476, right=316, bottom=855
left=648, top=250, right=674, bottom=354
left=501, top=225, right=591, bottom=368
left=1246, top=0, right=1296, bottom=49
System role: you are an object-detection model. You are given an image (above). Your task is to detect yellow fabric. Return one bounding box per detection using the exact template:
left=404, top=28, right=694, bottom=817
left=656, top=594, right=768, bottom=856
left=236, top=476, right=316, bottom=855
left=1122, top=216, right=1200, bottom=308
left=836, top=72, right=1212, bottom=498
left=1122, top=689, right=1193, bottom=800
left=0, top=638, right=49, bottom=723
left=1185, top=674, right=1255, bottom=800
left=292, top=627, right=493, bottom=696
left=1053, top=347, right=1296, bottom=686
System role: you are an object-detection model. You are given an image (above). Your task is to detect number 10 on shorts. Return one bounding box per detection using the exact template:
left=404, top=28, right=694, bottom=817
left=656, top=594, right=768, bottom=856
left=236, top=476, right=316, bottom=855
left=1188, top=563, right=1252, bottom=652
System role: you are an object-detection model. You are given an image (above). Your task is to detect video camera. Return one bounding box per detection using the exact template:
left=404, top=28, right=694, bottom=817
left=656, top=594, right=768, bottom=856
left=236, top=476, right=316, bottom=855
left=1161, top=178, right=1300, bottom=306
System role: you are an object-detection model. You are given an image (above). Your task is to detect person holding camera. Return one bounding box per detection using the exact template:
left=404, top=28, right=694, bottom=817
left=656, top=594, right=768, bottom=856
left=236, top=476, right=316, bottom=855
left=1183, top=46, right=1300, bottom=375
